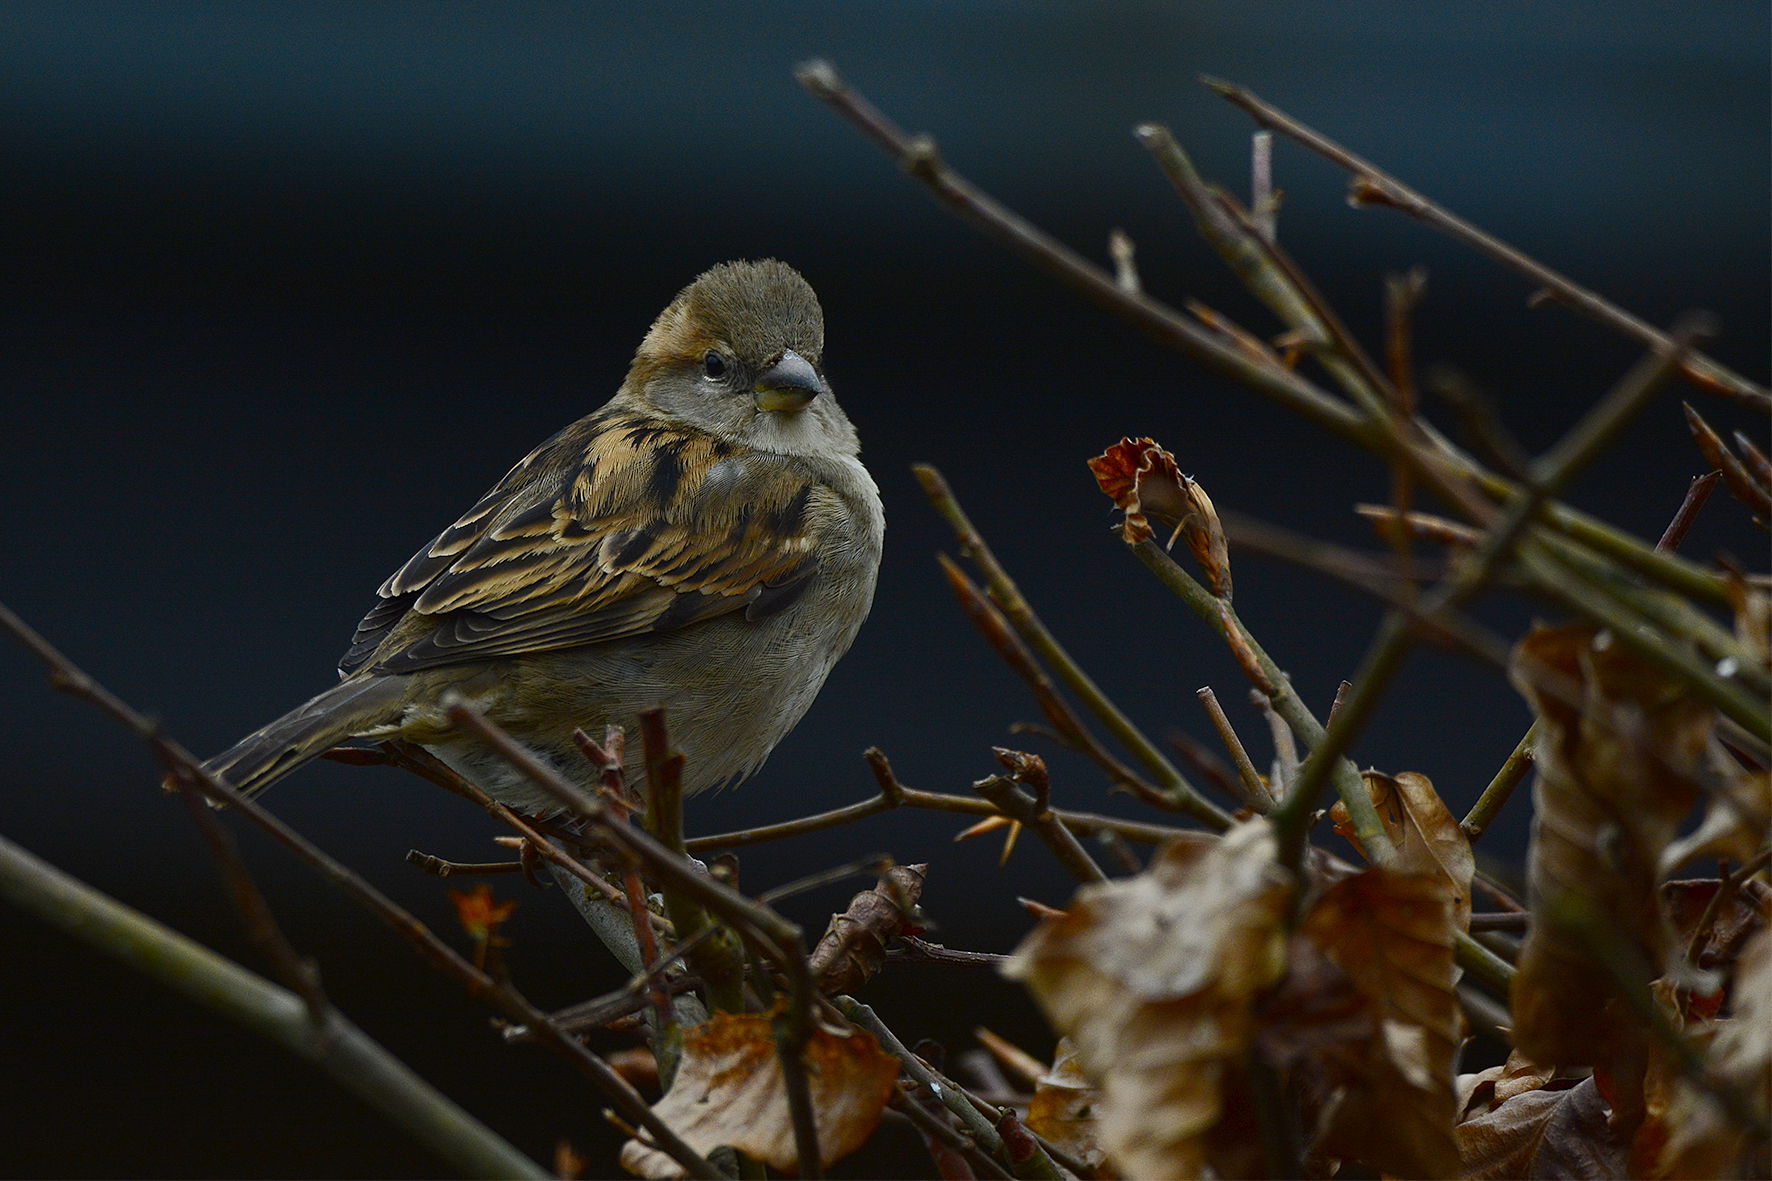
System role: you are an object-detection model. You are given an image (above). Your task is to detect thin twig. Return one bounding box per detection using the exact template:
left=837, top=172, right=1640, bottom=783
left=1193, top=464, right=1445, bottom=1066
left=1203, top=77, right=1770, bottom=412
left=686, top=750, right=1189, bottom=852
left=405, top=852, right=526, bottom=878
left=443, top=700, right=824, bottom=1179
left=1686, top=404, right=1772, bottom=518
left=1461, top=724, right=1538, bottom=842
left=889, top=937, right=1012, bottom=970
left=1127, top=541, right=1386, bottom=861
left=1657, top=471, right=1723, bottom=552
left=1195, top=687, right=1274, bottom=810
left=918, top=465, right=1227, bottom=827
left=0, top=602, right=720, bottom=1180
left=795, top=60, right=1371, bottom=441
left=0, top=833, right=551, bottom=1180
left=974, top=763, right=1108, bottom=884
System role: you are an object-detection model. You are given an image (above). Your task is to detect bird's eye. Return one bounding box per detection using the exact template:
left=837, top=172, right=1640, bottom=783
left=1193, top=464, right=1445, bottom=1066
left=702, top=351, right=728, bottom=380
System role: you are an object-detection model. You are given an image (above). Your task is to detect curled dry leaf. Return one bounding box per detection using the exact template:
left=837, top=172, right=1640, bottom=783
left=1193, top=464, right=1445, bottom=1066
left=1301, top=868, right=1462, bottom=1178
left=1330, top=770, right=1476, bottom=928
left=1663, top=876, right=1770, bottom=977
left=1648, top=930, right=1772, bottom=1178
left=618, top=1008, right=898, bottom=1178
left=1456, top=1048, right=1563, bottom=1121
left=1660, top=764, right=1771, bottom=877
left=1508, top=623, right=1714, bottom=1067
left=1025, top=1038, right=1108, bottom=1174
left=1005, top=820, right=1291, bottom=1179
left=1088, top=436, right=1233, bottom=598
left=1455, top=1075, right=1627, bottom=1180
left=808, top=863, right=927, bottom=995
left=1727, top=569, right=1772, bottom=670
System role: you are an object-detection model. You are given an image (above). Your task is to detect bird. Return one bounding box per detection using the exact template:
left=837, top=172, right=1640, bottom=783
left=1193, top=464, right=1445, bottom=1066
left=203, top=259, right=884, bottom=814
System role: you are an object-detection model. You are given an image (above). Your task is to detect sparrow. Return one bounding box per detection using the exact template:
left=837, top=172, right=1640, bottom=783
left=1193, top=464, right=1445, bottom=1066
left=204, top=259, right=884, bottom=814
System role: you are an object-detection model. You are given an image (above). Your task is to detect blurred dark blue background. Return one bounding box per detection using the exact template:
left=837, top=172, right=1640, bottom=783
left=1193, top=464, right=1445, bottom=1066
left=3, top=3, right=1766, bottom=1176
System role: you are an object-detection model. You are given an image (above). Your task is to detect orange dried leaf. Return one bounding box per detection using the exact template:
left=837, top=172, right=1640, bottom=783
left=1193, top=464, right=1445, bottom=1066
left=1456, top=1048, right=1565, bottom=1121
left=1650, top=930, right=1772, bottom=1178
left=1025, top=1038, right=1108, bottom=1173
left=449, top=882, right=518, bottom=941
left=619, top=1008, right=898, bottom=1178
left=1332, top=771, right=1475, bottom=927
left=1301, top=868, right=1462, bottom=1178
left=1508, top=623, right=1714, bottom=1067
left=1087, top=436, right=1232, bottom=597
left=1005, top=820, right=1291, bottom=1179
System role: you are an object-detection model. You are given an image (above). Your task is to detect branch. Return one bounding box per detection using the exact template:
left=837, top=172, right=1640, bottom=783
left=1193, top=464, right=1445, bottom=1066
left=1202, top=78, right=1770, bottom=413
left=917, top=464, right=1228, bottom=827
left=0, top=832, right=549, bottom=1180
left=687, top=747, right=1192, bottom=852
left=0, top=600, right=721, bottom=1181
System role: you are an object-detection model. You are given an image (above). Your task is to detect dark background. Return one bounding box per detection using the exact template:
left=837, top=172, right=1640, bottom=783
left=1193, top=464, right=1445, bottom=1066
left=3, top=4, right=1767, bottom=1177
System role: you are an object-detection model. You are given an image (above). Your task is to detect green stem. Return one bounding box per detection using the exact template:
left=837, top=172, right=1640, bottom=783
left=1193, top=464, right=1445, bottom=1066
left=1130, top=540, right=1388, bottom=863
left=916, top=464, right=1229, bottom=827
left=1461, top=723, right=1537, bottom=841
left=0, top=832, right=549, bottom=1180
left=1454, top=929, right=1517, bottom=996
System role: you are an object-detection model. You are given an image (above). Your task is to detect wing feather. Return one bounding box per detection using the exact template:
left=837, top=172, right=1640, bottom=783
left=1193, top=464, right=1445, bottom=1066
left=339, top=405, right=822, bottom=677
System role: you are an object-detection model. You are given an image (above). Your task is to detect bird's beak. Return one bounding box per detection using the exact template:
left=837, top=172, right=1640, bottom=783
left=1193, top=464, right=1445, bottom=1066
left=753, top=349, right=828, bottom=413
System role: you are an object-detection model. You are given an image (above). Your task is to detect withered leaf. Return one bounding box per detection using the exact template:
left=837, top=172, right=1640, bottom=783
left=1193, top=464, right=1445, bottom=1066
left=1302, top=868, right=1462, bottom=1178
left=1651, top=929, right=1772, bottom=1179
left=1087, top=437, right=1232, bottom=598
left=619, top=1008, right=898, bottom=1178
left=1457, top=1048, right=1569, bottom=1124
left=808, top=863, right=927, bottom=995
left=1455, top=1075, right=1627, bottom=1180
left=1662, top=876, right=1770, bottom=976
left=1509, top=623, right=1714, bottom=1068
left=1660, top=764, right=1770, bottom=877
left=1025, top=1037, right=1108, bottom=1173
left=1006, top=820, right=1291, bottom=1179
left=1331, top=770, right=1476, bottom=928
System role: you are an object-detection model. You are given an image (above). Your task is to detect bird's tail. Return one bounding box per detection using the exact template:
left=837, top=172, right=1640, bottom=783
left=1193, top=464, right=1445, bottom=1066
left=203, top=675, right=407, bottom=801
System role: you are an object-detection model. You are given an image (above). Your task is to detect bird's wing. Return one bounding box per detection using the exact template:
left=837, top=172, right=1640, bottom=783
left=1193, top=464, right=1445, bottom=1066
left=338, top=407, right=821, bottom=676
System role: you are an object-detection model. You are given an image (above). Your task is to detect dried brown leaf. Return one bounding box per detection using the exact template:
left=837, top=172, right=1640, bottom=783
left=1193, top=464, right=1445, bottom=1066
left=808, top=863, right=927, bottom=995
left=1026, top=1038, right=1108, bottom=1173
left=1663, top=877, right=1771, bottom=976
left=1455, top=1075, right=1627, bottom=1179
left=1088, top=437, right=1233, bottom=597
left=1005, top=820, right=1291, bottom=1179
left=1331, top=770, right=1476, bottom=928
left=1661, top=766, right=1771, bottom=876
left=1302, top=869, right=1462, bottom=1178
left=1456, top=1048, right=1567, bottom=1121
left=1728, top=570, right=1772, bottom=669
left=1509, top=623, right=1714, bottom=1067
left=619, top=1009, right=898, bottom=1178
left=1650, top=930, right=1772, bottom=1178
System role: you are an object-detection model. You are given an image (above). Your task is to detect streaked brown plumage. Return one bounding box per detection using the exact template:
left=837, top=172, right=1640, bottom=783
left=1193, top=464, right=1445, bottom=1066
left=205, top=259, right=883, bottom=812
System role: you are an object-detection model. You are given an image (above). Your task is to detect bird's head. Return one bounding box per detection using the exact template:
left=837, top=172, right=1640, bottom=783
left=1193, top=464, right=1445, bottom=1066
left=626, top=259, right=860, bottom=458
